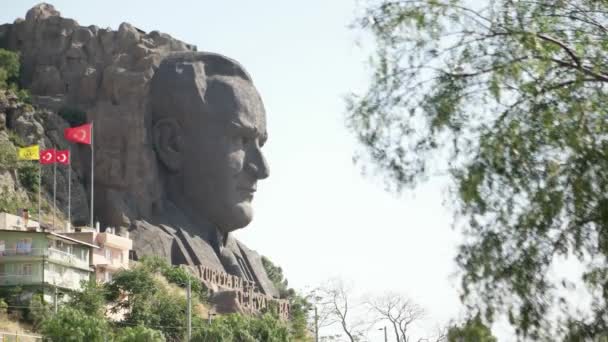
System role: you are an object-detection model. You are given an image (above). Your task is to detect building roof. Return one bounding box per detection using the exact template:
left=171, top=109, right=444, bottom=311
left=49, top=232, right=99, bottom=249
left=0, top=228, right=99, bottom=249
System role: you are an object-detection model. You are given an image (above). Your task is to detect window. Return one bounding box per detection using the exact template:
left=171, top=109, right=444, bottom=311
left=21, top=264, right=32, bottom=276
left=105, top=248, right=112, bottom=261
left=0, top=240, right=4, bottom=256
left=16, top=239, right=32, bottom=255
left=0, top=264, right=5, bottom=276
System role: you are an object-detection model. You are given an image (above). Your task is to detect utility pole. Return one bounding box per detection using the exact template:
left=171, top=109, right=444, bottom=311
left=53, top=286, right=58, bottom=314
left=314, top=305, right=319, bottom=342
left=186, top=277, right=191, bottom=341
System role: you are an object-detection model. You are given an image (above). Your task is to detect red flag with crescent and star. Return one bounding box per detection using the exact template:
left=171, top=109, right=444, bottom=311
left=56, top=150, right=70, bottom=165
left=39, top=149, right=56, bottom=164
left=64, top=123, right=92, bottom=145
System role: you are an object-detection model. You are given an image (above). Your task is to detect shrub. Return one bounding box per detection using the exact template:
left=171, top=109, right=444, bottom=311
left=0, top=298, right=7, bottom=317
left=0, top=48, right=19, bottom=88
left=41, top=307, right=109, bottom=342
left=140, top=256, right=208, bottom=302
left=0, top=140, right=18, bottom=169
left=114, top=325, right=166, bottom=342
left=18, top=161, right=38, bottom=193
left=191, top=313, right=291, bottom=342
left=28, top=293, right=51, bottom=330
left=0, top=186, right=33, bottom=218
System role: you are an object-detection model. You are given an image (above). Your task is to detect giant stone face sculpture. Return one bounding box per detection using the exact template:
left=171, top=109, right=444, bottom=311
left=0, top=4, right=279, bottom=298
left=134, top=52, right=277, bottom=296
left=150, top=53, right=269, bottom=234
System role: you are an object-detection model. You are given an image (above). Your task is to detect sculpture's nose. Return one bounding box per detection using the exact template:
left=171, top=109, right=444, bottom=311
left=246, top=144, right=269, bottom=180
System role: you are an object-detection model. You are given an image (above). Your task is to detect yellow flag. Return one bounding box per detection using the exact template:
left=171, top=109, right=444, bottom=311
left=17, top=145, right=40, bottom=161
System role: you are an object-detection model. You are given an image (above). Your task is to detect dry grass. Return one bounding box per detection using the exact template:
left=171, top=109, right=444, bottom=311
left=0, top=315, right=41, bottom=341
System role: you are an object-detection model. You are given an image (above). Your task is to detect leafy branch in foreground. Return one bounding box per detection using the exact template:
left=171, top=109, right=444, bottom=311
left=348, top=0, right=608, bottom=339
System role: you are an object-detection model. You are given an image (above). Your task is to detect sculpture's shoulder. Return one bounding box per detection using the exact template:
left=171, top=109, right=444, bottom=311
left=229, top=238, right=280, bottom=298
left=129, top=220, right=175, bottom=262
left=129, top=218, right=225, bottom=271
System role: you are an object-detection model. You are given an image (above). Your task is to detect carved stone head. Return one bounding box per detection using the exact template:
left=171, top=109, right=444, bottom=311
left=149, top=52, right=269, bottom=234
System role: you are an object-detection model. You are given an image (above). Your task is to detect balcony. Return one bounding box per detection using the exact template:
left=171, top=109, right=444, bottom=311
left=0, top=248, right=90, bottom=270
left=97, top=233, right=132, bottom=250
left=0, top=273, right=86, bottom=290
left=47, top=248, right=90, bottom=270
left=0, top=274, right=41, bottom=286
left=44, top=272, right=86, bottom=290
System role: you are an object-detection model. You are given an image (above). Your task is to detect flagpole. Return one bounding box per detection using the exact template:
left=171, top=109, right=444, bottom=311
left=38, top=163, right=41, bottom=229
left=68, top=146, right=71, bottom=230
left=52, top=158, right=56, bottom=231
left=90, top=121, right=94, bottom=230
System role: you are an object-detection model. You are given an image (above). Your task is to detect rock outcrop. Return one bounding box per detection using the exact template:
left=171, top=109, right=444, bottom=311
left=0, top=89, right=89, bottom=224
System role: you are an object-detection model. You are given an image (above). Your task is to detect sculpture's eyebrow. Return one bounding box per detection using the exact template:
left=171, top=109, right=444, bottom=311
left=230, top=120, right=258, bottom=136
left=230, top=120, right=267, bottom=145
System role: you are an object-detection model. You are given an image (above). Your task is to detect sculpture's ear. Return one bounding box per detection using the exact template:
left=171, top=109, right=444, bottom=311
left=153, top=118, right=183, bottom=173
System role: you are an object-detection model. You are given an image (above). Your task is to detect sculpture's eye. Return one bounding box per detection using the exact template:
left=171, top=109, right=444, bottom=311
left=241, top=136, right=250, bottom=146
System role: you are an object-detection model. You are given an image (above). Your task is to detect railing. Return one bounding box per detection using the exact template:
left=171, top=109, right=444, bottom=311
left=0, top=248, right=46, bottom=257
left=0, top=248, right=89, bottom=269
left=0, top=274, right=41, bottom=286
left=0, top=273, right=87, bottom=290
left=47, top=248, right=89, bottom=270
left=0, top=330, right=42, bottom=341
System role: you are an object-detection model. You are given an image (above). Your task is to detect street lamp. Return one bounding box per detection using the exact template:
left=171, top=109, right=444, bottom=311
left=378, top=326, right=387, bottom=342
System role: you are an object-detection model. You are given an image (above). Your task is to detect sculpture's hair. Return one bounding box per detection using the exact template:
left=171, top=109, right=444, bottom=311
left=148, top=51, right=253, bottom=125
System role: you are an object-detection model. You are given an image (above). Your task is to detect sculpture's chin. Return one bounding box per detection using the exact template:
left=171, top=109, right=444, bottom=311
left=217, top=202, right=253, bottom=234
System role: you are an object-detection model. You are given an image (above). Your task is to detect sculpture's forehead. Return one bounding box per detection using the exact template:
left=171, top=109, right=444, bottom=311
left=205, top=76, right=267, bottom=132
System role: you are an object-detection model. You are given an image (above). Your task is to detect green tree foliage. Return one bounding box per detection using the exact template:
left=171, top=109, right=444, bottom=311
left=41, top=307, right=109, bottom=342
left=192, top=313, right=291, bottom=342
left=33, top=256, right=297, bottom=341
left=114, top=325, right=166, bottom=342
left=17, top=162, right=39, bottom=193
left=0, top=48, right=19, bottom=88
left=0, top=48, right=30, bottom=103
left=106, top=260, right=191, bottom=341
left=262, top=256, right=291, bottom=298
left=348, top=0, right=608, bottom=339
left=448, top=315, right=497, bottom=342
left=28, top=293, right=51, bottom=330
left=69, top=280, right=107, bottom=317
left=262, top=256, right=311, bottom=340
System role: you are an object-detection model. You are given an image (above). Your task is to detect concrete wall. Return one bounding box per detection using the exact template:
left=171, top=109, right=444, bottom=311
left=0, top=230, right=47, bottom=256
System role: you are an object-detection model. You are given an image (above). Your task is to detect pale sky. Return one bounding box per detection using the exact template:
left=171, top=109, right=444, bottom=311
left=1, top=1, right=510, bottom=340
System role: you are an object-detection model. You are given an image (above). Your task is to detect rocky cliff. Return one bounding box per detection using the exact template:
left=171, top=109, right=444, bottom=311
left=0, top=3, right=197, bottom=228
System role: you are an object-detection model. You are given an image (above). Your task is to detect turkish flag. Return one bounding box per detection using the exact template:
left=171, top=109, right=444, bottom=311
left=64, top=123, right=92, bottom=145
left=39, top=149, right=56, bottom=164
left=56, top=150, right=70, bottom=165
